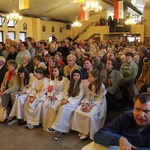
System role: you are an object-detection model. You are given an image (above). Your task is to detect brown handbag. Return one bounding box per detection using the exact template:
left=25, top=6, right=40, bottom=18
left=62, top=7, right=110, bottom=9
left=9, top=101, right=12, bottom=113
left=0, top=106, right=8, bottom=122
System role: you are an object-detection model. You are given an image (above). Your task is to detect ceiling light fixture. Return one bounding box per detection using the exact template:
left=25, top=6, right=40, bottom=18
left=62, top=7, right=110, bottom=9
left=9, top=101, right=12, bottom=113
left=7, top=0, right=22, bottom=21
left=72, top=16, right=82, bottom=27
left=83, top=0, right=102, bottom=13
left=125, top=13, right=136, bottom=25
left=72, top=3, right=82, bottom=27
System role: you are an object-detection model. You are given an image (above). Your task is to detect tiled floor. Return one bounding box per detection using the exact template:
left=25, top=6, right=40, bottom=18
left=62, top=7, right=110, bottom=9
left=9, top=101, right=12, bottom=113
left=0, top=105, right=123, bottom=150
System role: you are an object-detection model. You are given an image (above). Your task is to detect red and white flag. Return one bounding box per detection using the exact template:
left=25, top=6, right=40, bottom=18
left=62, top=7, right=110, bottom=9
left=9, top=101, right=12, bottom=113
left=80, top=5, right=89, bottom=21
left=114, top=1, right=124, bottom=19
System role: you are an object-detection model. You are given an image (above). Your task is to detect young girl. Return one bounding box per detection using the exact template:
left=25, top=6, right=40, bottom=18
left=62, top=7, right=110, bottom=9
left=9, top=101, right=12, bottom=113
left=50, top=69, right=85, bottom=140
left=24, top=67, right=49, bottom=129
left=72, top=69, right=107, bottom=140
left=42, top=66, right=69, bottom=130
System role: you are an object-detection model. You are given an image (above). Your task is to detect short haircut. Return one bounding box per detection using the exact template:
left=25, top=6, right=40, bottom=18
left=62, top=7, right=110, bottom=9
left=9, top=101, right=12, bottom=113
left=21, top=42, right=28, bottom=48
left=34, top=55, right=43, bottom=62
left=67, top=54, right=76, bottom=62
left=26, top=37, right=32, bottom=42
left=10, top=44, right=16, bottom=49
left=55, top=52, right=62, bottom=58
left=7, top=60, right=17, bottom=69
left=83, top=58, right=93, bottom=64
left=40, top=41, right=47, bottom=47
left=83, top=52, right=90, bottom=58
left=138, top=45, right=148, bottom=55
left=35, top=67, right=46, bottom=75
left=133, top=93, right=150, bottom=104
left=50, top=56, right=58, bottom=64
left=126, top=52, right=134, bottom=58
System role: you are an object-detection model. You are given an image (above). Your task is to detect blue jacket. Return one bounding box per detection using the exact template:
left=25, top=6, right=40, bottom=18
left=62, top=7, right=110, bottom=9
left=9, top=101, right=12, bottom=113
left=94, top=111, right=150, bottom=148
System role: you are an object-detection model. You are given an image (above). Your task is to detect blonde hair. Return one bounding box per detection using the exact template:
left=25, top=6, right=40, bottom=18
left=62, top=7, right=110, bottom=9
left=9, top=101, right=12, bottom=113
left=67, top=54, right=76, bottom=62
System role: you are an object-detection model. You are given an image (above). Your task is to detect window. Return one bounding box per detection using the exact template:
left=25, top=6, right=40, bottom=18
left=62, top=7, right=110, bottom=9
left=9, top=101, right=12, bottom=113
left=59, top=27, right=62, bottom=33
left=51, top=26, right=55, bottom=32
left=0, top=31, right=3, bottom=42
left=7, top=20, right=17, bottom=28
left=0, top=15, right=5, bottom=27
left=8, top=31, right=16, bottom=40
left=42, top=25, right=46, bottom=32
left=20, top=32, right=26, bottom=41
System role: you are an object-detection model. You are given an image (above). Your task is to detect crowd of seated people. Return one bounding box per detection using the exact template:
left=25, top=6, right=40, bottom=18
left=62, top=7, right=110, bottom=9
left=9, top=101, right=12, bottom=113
left=0, top=37, right=150, bottom=143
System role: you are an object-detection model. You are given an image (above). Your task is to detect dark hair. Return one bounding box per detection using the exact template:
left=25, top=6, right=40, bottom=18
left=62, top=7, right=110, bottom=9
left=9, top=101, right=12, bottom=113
left=7, top=60, right=17, bottom=69
left=88, top=69, right=102, bottom=94
left=133, top=93, right=150, bottom=104
left=83, top=58, right=93, bottom=64
left=35, top=67, right=46, bottom=76
left=126, top=52, right=134, bottom=58
left=68, top=69, right=82, bottom=97
left=40, top=42, right=47, bottom=47
left=107, top=59, right=115, bottom=67
left=51, top=65, right=64, bottom=81
left=18, top=66, right=30, bottom=86
left=21, top=42, right=28, bottom=48
left=34, top=55, right=43, bottom=62
left=26, top=37, right=32, bottom=42
left=45, top=54, right=51, bottom=58
left=90, top=57, right=99, bottom=69
left=83, top=52, right=90, bottom=58
left=73, top=42, right=78, bottom=46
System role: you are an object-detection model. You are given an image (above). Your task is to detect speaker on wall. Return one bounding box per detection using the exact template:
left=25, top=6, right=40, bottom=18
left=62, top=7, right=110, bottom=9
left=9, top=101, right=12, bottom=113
left=66, top=24, right=71, bottom=30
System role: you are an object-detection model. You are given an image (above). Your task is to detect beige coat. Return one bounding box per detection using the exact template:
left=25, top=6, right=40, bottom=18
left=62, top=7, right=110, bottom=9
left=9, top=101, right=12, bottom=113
left=1, top=70, right=19, bottom=94
left=136, top=62, right=150, bottom=92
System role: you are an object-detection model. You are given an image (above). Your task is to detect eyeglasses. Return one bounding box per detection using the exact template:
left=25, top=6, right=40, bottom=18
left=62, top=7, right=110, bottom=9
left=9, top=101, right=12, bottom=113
left=67, top=60, right=73, bottom=61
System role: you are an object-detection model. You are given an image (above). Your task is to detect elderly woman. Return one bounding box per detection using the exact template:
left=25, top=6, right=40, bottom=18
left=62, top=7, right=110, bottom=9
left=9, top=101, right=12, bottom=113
left=64, top=54, right=82, bottom=80
left=0, top=60, right=19, bottom=111
left=133, top=54, right=140, bottom=65
left=21, top=55, right=34, bottom=74
left=101, top=60, right=123, bottom=111
left=120, top=52, right=139, bottom=105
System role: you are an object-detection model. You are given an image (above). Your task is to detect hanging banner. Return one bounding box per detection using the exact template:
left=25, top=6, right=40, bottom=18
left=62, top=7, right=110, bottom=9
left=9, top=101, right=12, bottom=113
left=80, top=5, right=89, bottom=21
left=19, top=0, right=29, bottom=10
left=114, top=1, right=124, bottom=19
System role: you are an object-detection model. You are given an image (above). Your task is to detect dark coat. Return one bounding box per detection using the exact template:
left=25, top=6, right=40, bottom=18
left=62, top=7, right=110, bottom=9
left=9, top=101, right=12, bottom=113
left=0, top=65, right=7, bottom=86
left=94, top=111, right=150, bottom=148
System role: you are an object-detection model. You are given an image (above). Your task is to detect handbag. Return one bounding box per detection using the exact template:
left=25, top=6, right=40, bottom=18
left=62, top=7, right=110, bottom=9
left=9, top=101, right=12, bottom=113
left=0, top=106, right=8, bottom=122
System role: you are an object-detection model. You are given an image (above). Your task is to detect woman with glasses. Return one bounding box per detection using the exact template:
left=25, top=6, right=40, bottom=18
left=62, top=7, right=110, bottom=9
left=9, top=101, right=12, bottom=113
left=64, top=54, right=81, bottom=80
